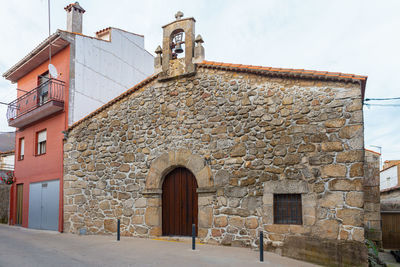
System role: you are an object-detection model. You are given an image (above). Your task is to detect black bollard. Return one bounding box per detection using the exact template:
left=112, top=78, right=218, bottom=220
left=260, top=231, right=264, bottom=262
left=192, top=224, right=196, bottom=250
left=117, top=219, right=120, bottom=241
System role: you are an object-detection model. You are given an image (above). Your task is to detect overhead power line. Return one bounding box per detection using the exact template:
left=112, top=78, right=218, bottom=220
left=365, top=103, right=400, bottom=107
left=365, top=97, right=400, bottom=101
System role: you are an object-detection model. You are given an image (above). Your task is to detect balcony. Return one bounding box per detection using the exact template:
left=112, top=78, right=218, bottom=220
left=7, top=79, right=65, bottom=128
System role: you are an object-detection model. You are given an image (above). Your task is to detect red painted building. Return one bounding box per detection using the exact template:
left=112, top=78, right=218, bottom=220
left=3, top=2, right=153, bottom=231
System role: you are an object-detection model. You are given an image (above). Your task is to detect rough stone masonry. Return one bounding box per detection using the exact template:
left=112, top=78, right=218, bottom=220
left=63, top=14, right=370, bottom=267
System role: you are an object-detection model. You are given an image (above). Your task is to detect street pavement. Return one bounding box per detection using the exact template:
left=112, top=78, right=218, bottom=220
left=0, top=224, right=318, bottom=267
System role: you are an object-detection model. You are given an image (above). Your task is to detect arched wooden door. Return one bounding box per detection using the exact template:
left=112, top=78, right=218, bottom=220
left=162, top=167, right=198, bottom=236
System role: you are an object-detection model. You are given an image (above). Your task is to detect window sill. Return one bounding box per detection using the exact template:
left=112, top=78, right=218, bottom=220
left=35, top=153, right=46, bottom=157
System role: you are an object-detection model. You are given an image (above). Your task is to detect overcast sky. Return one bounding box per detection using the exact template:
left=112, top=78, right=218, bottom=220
left=0, top=0, right=399, bottom=163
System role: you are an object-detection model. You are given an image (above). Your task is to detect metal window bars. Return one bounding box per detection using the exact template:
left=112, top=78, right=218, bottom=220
left=6, top=78, right=65, bottom=121
left=273, top=194, right=302, bottom=225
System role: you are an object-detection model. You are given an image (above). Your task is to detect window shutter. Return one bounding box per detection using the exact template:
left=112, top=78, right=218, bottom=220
left=38, top=130, right=47, bottom=143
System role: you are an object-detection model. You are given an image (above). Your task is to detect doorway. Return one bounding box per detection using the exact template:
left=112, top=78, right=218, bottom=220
left=16, top=184, right=23, bottom=225
left=28, top=180, right=59, bottom=231
left=382, top=212, right=400, bottom=249
left=162, top=167, right=198, bottom=236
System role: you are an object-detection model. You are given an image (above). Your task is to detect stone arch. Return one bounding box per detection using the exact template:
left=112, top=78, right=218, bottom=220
left=145, top=149, right=213, bottom=192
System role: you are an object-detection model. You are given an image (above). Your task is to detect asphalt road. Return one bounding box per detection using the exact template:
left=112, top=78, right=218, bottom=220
left=0, top=224, right=318, bottom=267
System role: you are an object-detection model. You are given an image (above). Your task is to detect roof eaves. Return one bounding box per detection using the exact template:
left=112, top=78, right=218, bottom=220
left=197, top=60, right=367, bottom=84
left=365, top=148, right=381, bottom=155
left=2, top=32, right=64, bottom=80
left=0, top=150, right=15, bottom=155
left=381, top=162, right=400, bottom=173
left=381, top=185, right=400, bottom=193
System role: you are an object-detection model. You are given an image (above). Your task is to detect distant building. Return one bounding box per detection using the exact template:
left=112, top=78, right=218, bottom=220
left=380, top=160, right=400, bottom=191
left=363, top=149, right=382, bottom=247
left=0, top=151, right=14, bottom=172
left=0, top=133, right=15, bottom=224
left=2, top=2, right=153, bottom=231
left=0, top=132, right=15, bottom=152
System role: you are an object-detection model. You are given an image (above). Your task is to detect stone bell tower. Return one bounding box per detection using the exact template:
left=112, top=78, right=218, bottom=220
left=155, top=12, right=205, bottom=79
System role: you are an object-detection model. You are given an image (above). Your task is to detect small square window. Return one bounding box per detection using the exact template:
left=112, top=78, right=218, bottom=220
left=36, top=130, right=47, bottom=155
left=274, top=194, right=302, bottom=225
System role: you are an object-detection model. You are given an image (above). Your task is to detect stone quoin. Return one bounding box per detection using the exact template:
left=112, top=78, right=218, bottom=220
left=63, top=12, right=372, bottom=266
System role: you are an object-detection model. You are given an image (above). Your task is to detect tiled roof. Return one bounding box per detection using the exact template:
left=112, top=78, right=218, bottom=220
left=64, top=2, right=85, bottom=13
left=198, top=61, right=367, bottom=82
left=381, top=162, right=400, bottom=173
left=198, top=61, right=367, bottom=100
left=365, top=148, right=381, bottom=155
left=381, top=184, right=400, bottom=193
left=95, top=27, right=111, bottom=36
left=95, top=27, right=144, bottom=38
left=68, top=73, right=159, bottom=131
left=0, top=150, right=14, bottom=156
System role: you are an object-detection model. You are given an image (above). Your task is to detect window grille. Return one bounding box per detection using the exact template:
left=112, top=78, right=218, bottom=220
left=273, top=194, right=302, bottom=225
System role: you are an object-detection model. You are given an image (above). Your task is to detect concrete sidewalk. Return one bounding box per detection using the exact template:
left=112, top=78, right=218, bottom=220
left=0, top=224, right=318, bottom=267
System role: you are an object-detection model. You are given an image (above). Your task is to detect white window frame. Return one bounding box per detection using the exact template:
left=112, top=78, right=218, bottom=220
left=19, top=138, right=24, bottom=160
left=37, top=130, right=47, bottom=155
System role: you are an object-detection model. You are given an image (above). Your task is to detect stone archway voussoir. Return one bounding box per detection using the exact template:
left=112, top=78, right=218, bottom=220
left=145, top=149, right=213, bottom=191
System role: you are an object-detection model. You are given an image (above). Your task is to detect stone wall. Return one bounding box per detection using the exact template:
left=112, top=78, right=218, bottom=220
left=64, top=67, right=367, bottom=266
left=364, top=150, right=382, bottom=247
left=0, top=183, right=10, bottom=224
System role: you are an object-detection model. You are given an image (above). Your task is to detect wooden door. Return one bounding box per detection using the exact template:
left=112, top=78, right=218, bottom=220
left=382, top=213, right=400, bottom=249
left=162, top=167, right=198, bottom=236
left=16, top=184, right=23, bottom=225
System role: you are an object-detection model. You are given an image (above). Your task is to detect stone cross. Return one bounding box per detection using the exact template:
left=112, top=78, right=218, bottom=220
left=175, top=11, right=184, bottom=20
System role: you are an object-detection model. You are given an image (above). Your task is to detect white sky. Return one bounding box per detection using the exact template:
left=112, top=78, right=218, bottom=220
left=0, top=0, right=399, bottom=162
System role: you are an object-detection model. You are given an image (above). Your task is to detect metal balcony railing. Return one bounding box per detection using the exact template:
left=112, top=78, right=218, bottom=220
left=6, top=79, right=65, bottom=122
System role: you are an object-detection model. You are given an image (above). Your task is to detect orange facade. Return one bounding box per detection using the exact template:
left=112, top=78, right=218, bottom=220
left=9, top=46, right=70, bottom=232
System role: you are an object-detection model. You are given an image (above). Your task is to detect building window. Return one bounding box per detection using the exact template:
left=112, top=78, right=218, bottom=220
left=36, top=130, right=47, bottom=155
left=19, top=138, right=24, bottom=160
left=274, top=194, right=302, bottom=225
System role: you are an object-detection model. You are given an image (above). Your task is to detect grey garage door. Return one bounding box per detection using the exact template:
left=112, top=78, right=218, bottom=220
left=28, top=180, right=59, bottom=231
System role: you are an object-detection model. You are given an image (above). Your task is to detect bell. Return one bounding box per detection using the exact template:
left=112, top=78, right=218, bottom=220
left=175, top=43, right=184, bottom=54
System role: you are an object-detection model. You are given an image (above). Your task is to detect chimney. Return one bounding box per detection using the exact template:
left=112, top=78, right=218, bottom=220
left=64, top=2, right=85, bottom=33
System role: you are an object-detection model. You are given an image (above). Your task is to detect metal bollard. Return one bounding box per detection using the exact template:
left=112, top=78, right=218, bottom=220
left=260, top=231, right=264, bottom=262
left=192, top=224, right=196, bottom=250
left=117, top=219, right=120, bottom=241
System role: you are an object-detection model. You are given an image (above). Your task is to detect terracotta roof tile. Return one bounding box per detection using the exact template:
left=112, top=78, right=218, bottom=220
left=0, top=150, right=14, bottom=155
left=198, top=60, right=367, bottom=82
left=64, top=2, right=85, bottom=13
left=381, top=184, right=400, bottom=193
left=381, top=162, right=400, bottom=172
left=95, top=27, right=111, bottom=35
left=198, top=60, right=367, bottom=99
left=365, top=148, right=381, bottom=155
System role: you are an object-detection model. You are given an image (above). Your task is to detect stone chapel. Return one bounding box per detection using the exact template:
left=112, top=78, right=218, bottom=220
left=63, top=13, right=375, bottom=266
